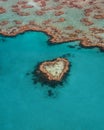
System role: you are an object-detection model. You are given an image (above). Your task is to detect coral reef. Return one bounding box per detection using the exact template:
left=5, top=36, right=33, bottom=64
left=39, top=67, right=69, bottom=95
left=32, top=58, right=70, bottom=87
left=0, top=0, right=104, bottom=50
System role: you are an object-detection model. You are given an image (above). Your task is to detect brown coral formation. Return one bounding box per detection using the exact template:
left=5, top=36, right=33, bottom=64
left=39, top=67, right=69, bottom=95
left=57, top=18, right=65, bottom=22
left=93, top=14, right=104, bottom=19
left=35, top=10, right=45, bottom=16
left=17, top=11, right=30, bottom=16
left=54, top=11, right=64, bottom=16
left=0, top=7, right=6, bottom=14
left=84, top=8, right=93, bottom=17
left=0, top=20, right=8, bottom=26
left=80, top=18, right=93, bottom=26
left=40, top=1, right=46, bottom=7
left=21, top=5, right=34, bottom=9
left=13, top=20, right=22, bottom=25
left=65, top=26, right=74, bottom=30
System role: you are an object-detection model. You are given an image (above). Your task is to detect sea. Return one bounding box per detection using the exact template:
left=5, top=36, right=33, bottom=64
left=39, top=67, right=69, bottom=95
left=0, top=31, right=104, bottom=130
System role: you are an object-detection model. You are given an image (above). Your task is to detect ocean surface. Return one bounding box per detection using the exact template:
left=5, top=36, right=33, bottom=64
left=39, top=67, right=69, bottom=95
left=0, top=31, right=104, bottom=130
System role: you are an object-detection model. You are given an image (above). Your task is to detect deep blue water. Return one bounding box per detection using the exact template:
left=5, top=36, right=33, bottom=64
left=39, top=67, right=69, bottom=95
left=0, top=31, right=104, bottom=130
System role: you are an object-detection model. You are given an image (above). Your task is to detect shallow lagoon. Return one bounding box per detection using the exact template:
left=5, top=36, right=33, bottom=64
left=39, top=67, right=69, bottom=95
left=0, top=32, right=104, bottom=130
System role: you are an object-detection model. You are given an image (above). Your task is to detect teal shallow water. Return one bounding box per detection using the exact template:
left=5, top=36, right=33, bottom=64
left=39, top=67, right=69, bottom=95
left=0, top=32, right=104, bottom=130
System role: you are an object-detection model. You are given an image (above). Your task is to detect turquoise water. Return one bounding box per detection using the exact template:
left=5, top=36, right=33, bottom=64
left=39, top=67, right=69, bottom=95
left=0, top=31, right=104, bottom=130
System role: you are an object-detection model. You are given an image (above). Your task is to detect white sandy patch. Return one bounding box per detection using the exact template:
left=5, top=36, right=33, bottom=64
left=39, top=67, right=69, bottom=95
left=44, top=61, right=64, bottom=78
left=96, top=33, right=104, bottom=38
left=27, top=0, right=40, bottom=10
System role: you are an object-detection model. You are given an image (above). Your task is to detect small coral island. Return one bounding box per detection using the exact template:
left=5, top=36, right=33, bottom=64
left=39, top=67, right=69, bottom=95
left=32, top=58, right=70, bottom=87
